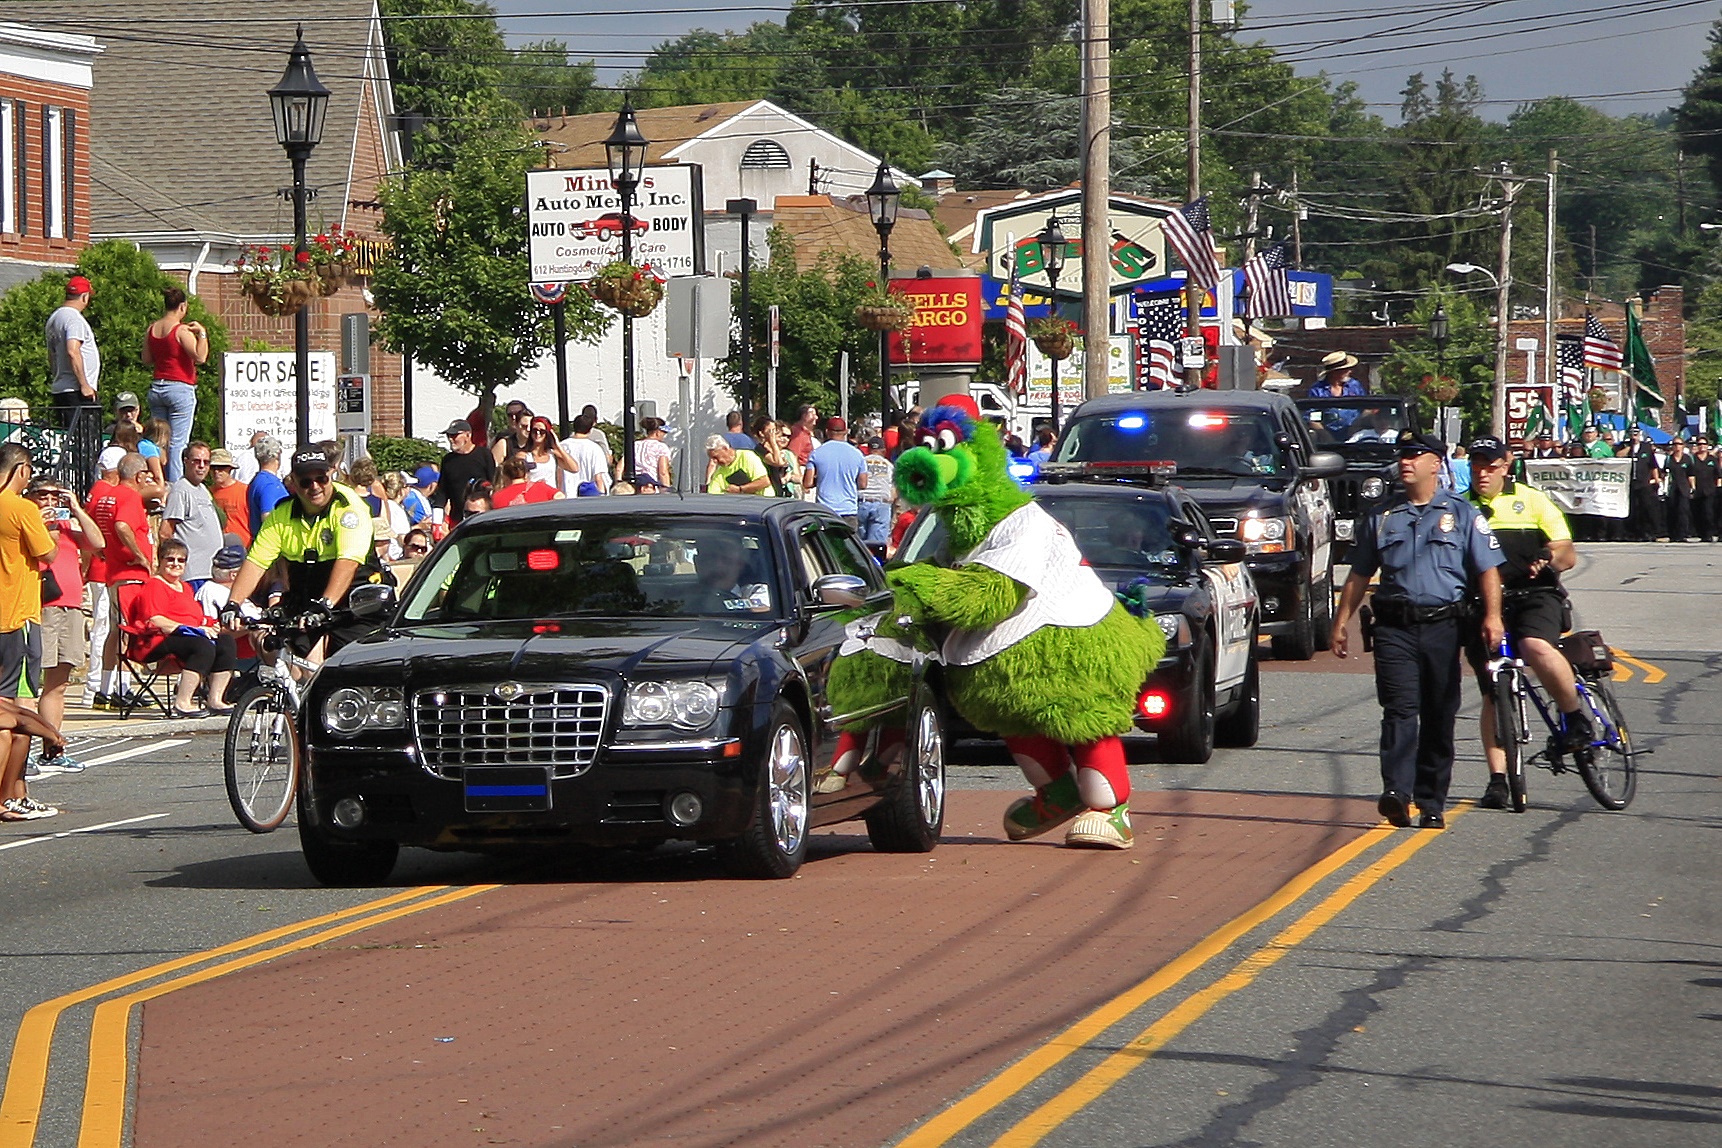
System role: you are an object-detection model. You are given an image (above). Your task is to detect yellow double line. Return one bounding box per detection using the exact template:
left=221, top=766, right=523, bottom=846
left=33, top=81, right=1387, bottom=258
left=0, top=882, right=499, bottom=1148
left=901, top=807, right=1468, bottom=1148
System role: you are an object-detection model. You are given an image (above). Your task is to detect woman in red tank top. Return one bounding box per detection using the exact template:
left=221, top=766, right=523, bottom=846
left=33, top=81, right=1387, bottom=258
left=141, top=285, right=209, bottom=485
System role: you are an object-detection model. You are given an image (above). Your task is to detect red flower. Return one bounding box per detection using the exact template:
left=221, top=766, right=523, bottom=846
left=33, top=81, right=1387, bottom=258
left=295, top=251, right=311, bottom=265
left=280, top=244, right=293, bottom=253
left=313, top=233, right=329, bottom=245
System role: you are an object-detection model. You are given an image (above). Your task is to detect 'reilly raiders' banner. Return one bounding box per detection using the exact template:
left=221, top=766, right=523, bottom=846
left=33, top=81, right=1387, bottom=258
left=1521, top=458, right=1631, bottom=519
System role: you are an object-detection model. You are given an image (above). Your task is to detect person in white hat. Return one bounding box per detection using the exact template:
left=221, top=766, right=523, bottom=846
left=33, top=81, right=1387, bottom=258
left=1315, top=351, right=1366, bottom=398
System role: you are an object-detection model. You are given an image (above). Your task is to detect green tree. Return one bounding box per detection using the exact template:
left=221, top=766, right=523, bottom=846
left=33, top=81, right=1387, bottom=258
left=504, top=40, right=600, bottom=117
left=939, top=87, right=1180, bottom=193
left=629, top=26, right=789, bottom=108
left=381, top=0, right=522, bottom=168
left=0, top=241, right=230, bottom=443
left=1380, top=289, right=1496, bottom=437
left=372, top=133, right=610, bottom=407
left=1676, top=18, right=1722, bottom=194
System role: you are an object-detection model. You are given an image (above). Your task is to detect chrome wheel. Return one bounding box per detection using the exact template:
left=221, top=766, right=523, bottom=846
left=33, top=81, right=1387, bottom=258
left=768, top=723, right=809, bottom=856
left=915, top=706, right=945, bottom=828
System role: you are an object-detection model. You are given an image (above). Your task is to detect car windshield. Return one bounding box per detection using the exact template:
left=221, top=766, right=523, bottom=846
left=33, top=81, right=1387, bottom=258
left=1054, top=409, right=1286, bottom=476
left=896, top=498, right=1183, bottom=570
left=1296, top=400, right=1410, bottom=447
left=398, top=517, right=780, bottom=622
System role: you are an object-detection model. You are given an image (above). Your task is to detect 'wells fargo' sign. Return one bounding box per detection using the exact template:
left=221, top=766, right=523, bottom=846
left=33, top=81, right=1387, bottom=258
left=887, top=275, right=983, bottom=367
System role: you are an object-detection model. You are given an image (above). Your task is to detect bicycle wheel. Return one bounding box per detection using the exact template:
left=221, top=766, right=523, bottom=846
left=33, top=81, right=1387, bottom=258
left=1491, top=670, right=1528, bottom=812
left=224, top=685, right=300, bottom=833
left=1578, top=678, right=1637, bottom=811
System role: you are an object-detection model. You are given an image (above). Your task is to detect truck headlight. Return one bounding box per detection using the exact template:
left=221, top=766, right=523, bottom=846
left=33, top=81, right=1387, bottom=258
left=623, top=681, right=723, bottom=731
left=1240, top=514, right=1293, bottom=554
left=1361, top=476, right=1387, bottom=500
left=1153, top=613, right=1191, bottom=645
left=321, top=686, right=406, bottom=735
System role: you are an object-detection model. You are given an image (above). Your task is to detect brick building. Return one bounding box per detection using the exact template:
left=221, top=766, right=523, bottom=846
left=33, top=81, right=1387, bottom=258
left=0, top=22, right=100, bottom=289
left=12, top=0, right=403, bottom=443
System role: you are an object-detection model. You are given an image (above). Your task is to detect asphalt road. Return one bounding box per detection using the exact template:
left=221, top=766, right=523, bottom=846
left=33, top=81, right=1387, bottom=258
left=0, top=542, right=1715, bottom=1146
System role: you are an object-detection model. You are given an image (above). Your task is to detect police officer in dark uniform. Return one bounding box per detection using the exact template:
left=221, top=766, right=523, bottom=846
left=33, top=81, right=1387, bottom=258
left=1332, top=433, right=1506, bottom=829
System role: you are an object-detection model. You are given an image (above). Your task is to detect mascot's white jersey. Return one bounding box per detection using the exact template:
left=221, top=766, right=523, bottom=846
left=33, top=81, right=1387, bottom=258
left=941, top=501, right=1115, bottom=666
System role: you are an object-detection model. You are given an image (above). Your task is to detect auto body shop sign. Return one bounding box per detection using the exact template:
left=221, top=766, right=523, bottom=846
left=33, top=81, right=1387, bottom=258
left=526, top=164, right=704, bottom=283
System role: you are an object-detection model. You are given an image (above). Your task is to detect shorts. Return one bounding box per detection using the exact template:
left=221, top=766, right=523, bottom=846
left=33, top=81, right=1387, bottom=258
left=1463, top=588, right=1570, bottom=695
left=38, top=606, right=87, bottom=670
left=0, top=624, right=43, bottom=700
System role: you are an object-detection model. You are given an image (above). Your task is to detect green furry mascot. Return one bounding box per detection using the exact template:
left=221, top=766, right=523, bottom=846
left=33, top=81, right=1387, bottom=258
left=885, top=397, right=1166, bottom=848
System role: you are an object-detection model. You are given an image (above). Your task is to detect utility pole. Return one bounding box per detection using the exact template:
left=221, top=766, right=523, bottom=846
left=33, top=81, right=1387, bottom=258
left=1082, top=0, right=1111, bottom=400
left=1242, top=170, right=1263, bottom=263
left=1544, top=149, right=1558, bottom=412
left=1289, top=168, right=1303, bottom=269
left=1184, top=0, right=1203, bottom=390
left=1677, top=150, right=1687, bottom=237
left=1479, top=163, right=1531, bottom=438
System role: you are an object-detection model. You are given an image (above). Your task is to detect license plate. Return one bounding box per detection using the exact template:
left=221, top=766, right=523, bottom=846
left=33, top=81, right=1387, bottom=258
left=1335, top=519, right=1355, bottom=541
left=463, top=766, right=553, bottom=813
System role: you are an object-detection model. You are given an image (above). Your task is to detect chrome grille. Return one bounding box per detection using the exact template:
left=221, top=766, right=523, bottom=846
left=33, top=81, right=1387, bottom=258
left=413, top=684, right=608, bottom=779
left=1208, top=516, right=1239, bottom=535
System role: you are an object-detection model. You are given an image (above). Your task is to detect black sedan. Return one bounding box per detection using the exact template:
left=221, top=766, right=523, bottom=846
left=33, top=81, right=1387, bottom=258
left=895, top=482, right=1260, bottom=764
left=296, top=497, right=944, bottom=884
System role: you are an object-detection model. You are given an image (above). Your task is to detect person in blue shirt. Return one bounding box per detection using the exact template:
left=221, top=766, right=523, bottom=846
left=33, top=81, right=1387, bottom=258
left=1331, top=432, right=1504, bottom=830
left=1025, top=427, right=1057, bottom=466
left=246, top=435, right=291, bottom=537
left=802, top=417, right=868, bottom=525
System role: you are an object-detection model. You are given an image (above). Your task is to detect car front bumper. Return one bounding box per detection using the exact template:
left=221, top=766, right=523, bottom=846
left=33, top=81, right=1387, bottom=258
left=1244, top=552, right=1307, bottom=636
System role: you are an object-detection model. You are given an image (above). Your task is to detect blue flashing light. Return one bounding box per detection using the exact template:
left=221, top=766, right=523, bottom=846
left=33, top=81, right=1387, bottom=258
left=1116, top=414, right=1147, bottom=431
left=1007, top=457, right=1040, bottom=486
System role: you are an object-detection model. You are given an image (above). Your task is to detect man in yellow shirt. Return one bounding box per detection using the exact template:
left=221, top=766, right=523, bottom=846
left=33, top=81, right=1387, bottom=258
left=0, top=443, right=64, bottom=821
left=704, top=435, right=772, bottom=496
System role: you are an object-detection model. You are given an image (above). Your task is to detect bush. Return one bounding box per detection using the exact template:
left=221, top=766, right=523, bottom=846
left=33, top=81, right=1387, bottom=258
left=366, top=434, right=444, bottom=474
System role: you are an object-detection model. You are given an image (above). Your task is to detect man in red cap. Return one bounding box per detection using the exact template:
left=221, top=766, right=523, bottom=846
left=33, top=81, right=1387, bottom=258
left=45, top=275, right=100, bottom=435
left=802, top=416, right=867, bottom=525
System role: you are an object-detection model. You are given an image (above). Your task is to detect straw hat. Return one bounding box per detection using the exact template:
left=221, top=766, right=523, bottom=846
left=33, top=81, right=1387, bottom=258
left=1321, top=351, right=1359, bottom=372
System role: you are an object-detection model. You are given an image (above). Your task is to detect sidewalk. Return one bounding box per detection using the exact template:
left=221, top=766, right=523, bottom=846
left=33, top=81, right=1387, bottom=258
left=61, top=698, right=223, bottom=739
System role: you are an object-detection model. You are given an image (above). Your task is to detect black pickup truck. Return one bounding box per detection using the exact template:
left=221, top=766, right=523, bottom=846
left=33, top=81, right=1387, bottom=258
left=1052, top=389, right=1344, bottom=660
left=1293, top=394, right=1421, bottom=564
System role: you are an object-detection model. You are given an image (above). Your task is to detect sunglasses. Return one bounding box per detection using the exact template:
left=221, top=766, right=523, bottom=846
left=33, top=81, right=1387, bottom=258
left=161, top=557, right=187, bottom=565
left=406, top=544, right=428, bottom=554
left=299, top=473, right=332, bottom=486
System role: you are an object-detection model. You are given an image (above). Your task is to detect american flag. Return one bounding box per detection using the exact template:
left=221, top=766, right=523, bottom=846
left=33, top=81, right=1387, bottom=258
left=1242, top=241, right=1292, bottom=318
left=1138, top=295, right=1184, bottom=390
left=1162, top=197, right=1221, bottom=290
left=1583, top=312, right=1623, bottom=371
left=1004, top=272, right=1028, bottom=397
left=1556, top=333, right=1586, bottom=405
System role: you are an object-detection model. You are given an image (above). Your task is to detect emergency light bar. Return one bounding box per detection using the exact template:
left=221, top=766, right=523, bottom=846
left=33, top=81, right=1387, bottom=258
left=1039, top=460, right=1179, bottom=485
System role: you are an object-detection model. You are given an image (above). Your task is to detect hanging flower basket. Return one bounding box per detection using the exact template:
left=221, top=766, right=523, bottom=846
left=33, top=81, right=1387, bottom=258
left=316, top=261, right=355, bottom=296
left=1587, top=386, right=1614, bottom=411
left=1029, top=316, right=1075, bottom=361
left=589, top=260, right=665, bottom=317
left=234, top=242, right=320, bottom=316
left=1419, top=375, right=1459, bottom=404
left=855, top=303, right=912, bottom=332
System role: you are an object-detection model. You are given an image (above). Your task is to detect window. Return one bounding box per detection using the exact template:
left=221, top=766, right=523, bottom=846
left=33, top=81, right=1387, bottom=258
left=0, top=99, right=18, bottom=235
left=740, top=139, right=791, bottom=170
left=44, top=105, right=73, bottom=240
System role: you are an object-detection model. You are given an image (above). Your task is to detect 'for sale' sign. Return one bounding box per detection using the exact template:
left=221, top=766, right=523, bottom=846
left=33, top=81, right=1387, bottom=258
left=526, top=165, right=705, bottom=283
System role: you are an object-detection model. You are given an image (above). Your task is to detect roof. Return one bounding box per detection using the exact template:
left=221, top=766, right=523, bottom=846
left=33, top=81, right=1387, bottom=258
left=1069, top=390, right=1297, bottom=417
left=932, top=188, right=1036, bottom=270
left=10, top=0, right=391, bottom=239
left=529, top=101, right=760, bottom=170
left=769, top=195, right=960, bottom=274
left=467, top=492, right=841, bottom=524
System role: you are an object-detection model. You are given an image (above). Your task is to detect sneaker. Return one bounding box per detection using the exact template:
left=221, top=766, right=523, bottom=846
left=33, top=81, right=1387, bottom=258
left=1560, top=710, right=1595, bottom=754
left=1478, top=775, right=1510, bottom=810
left=1064, top=803, right=1134, bottom=850
left=1003, top=772, right=1084, bottom=841
left=87, top=692, right=112, bottom=710
left=36, top=752, right=86, bottom=775
left=3, top=798, right=57, bottom=820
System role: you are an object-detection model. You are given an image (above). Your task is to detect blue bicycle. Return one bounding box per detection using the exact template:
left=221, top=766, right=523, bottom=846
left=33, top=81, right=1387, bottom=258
left=1488, top=632, right=1639, bottom=811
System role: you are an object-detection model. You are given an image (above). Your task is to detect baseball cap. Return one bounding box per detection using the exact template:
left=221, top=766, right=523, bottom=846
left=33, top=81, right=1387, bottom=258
left=208, top=448, right=236, bottom=467
left=211, top=544, right=246, bottom=571
left=97, top=445, right=126, bottom=473
left=443, top=419, right=473, bottom=437
left=1396, top=432, right=1447, bottom=458
left=114, top=391, right=140, bottom=411
left=1466, top=436, right=1510, bottom=463
left=825, top=416, right=848, bottom=434
left=66, top=275, right=92, bottom=297
left=412, top=464, right=438, bottom=488
left=867, top=436, right=885, bottom=450
left=576, top=481, right=601, bottom=497
left=290, top=447, right=335, bottom=476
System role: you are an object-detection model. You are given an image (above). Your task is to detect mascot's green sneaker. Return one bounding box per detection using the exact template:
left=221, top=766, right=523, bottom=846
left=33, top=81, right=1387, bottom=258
left=1064, top=803, right=1134, bottom=850
left=1003, top=773, right=1084, bottom=841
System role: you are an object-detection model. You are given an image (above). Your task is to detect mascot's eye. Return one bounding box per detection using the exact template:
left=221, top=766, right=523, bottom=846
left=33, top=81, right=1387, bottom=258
left=918, top=432, right=941, bottom=451
left=937, top=428, right=958, bottom=451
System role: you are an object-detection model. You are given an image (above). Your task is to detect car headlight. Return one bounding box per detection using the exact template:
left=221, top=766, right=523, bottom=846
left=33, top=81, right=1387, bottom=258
left=321, top=686, right=406, bottom=735
left=1240, top=514, right=1293, bottom=554
left=623, top=681, right=723, bottom=731
left=1361, top=476, right=1387, bottom=500
left=1153, top=613, right=1191, bottom=645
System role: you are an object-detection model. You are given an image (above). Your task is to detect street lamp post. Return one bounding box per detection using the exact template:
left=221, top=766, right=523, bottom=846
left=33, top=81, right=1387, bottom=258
left=268, top=26, right=330, bottom=448
left=1036, top=216, right=1068, bottom=433
left=605, top=101, right=648, bottom=484
left=1429, top=305, right=1450, bottom=384
left=1447, top=261, right=1508, bottom=436
left=726, top=198, right=757, bottom=424
left=865, top=162, right=901, bottom=425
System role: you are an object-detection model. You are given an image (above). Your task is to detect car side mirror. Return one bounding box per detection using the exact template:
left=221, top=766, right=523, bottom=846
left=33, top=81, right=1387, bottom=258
left=1175, top=527, right=1204, bottom=550
left=1274, top=431, right=1295, bottom=451
left=347, top=582, right=397, bottom=621
left=811, top=573, right=869, bottom=609
left=1303, top=450, right=1347, bottom=478
left=1206, top=539, right=1247, bottom=564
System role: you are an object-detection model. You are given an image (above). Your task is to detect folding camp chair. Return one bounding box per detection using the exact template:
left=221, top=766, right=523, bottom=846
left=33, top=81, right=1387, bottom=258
left=114, top=581, right=179, bottom=718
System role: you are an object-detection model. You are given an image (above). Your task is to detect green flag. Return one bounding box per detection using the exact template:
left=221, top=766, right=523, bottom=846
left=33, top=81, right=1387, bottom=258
left=1625, top=304, right=1664, bottom=423
left=1523, top=399, right=1555, bottom=441
left=1564, top=395, right=1591, bottom=440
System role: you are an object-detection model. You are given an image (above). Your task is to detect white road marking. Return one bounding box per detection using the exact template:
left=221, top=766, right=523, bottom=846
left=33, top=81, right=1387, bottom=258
left=78, top=739, right=192, bottom=768
left=0, top=813, right=170, bottom=852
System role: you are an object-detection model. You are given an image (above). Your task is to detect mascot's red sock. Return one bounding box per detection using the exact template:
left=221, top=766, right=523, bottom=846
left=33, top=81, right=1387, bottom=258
left=1065, top=735, right=1134, bottom=850
left=1001, top=735, right=1081, bottom=841
left=817, top=727, right=909, bottom=795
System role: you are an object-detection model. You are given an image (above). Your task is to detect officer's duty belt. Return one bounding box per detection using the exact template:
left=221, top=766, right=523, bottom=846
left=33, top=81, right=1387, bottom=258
left=1370, top=598, right=1464, bottom=626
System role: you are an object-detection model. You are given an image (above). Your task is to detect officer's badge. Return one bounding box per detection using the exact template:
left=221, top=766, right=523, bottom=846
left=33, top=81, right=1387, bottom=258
left=340, top=511, right=360, bottom=529
left=1513, top=500, right=1525, bottom=513
left=1439, top=512, right=1456, bottom=532
left=321, top=528, right=334, bottom=545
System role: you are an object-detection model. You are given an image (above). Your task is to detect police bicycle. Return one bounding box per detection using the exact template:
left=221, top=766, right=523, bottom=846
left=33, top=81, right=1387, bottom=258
left=221, top=607, right=332, bottom=833
left=1487, top=630, right=1641, bottom=812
